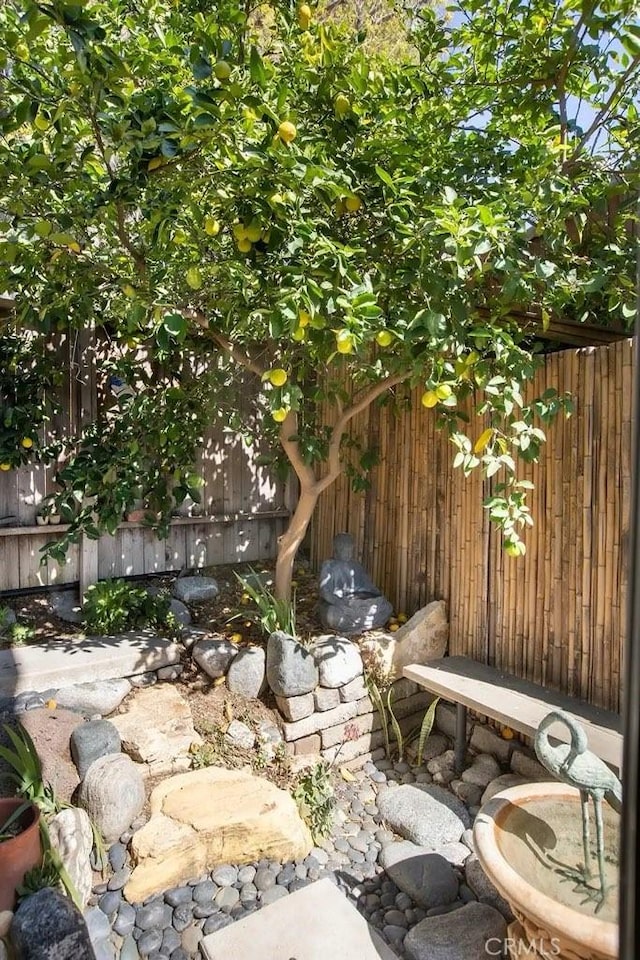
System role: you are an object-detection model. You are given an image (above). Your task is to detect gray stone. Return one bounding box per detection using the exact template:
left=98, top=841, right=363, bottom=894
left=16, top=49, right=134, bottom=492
left=180, top=923, right=203, bottom=954
left=266, top=631, right=318, bottom=697
left=404, top=902, right=507, bottom=960
left=192, top=638, right=238, bottom=679
left=71, top=719, right=122, bottom=779
left=254, top=868, right=276, bottom=892
left=215, top=886, right=240, bottom=910
left=416, top=734, right=449, bottom=764
left=172, top=903, right=194, bottom=932
left=212, top=865, right=238, bottom=887
left=193, top=881, right=217, bottom=904
left=51, top=590, right=84, bottom=624
left=380, top=842, right=458, bottom=909
left=225, top=719, right=255, bottom=750
left=161, top=927, right=181, bottom=954
left=434, top=703, right=458, bottom=740
left=172, top=576, right=219, bottom=603
left=460, top=754, right=501, bottom=789
left=0, top=608, right=17, bottom=634
left=136, top=900, right=172, bottom=930
left=377, top=784, right=471, bottom=849
left=48, top=807, right=94, bottom=909
left=119, top=935, right=140, bottom=960
left=203, top=913, right=233, bottom=935
left=56, top=679, right=131, bottom=717
left=226, top=647, right=266, bottom=699
left=260, top=885, right=289, bottom=906
left=10, top=889, right=96, bottom=959
left=78, top=753, right=145, bottom=843
left=165, top=886, right=193, bottom=907
left=481, top=773, right=528, bottom=805
left=137, top=928, right=162, bottom=955
left=168, top=599, right=191, bottom=626
left=317, top=533, right=393, bottom=635
left=314, top=686, right=341, bottom=711
left=237, top=865, right=256, bottom=884
left=511, top=749, right=551, bottom=781
left=437, top=842, right=472, bottom=867
left=464, top=857, right=514, bottom=920
left=275, top=693, right=314, bottom=721
left=114, top=902, right=136, bottom=937
left=312, top=635, right=364, bottom=688
left=156, top=664, right=184, bottom=681
left=470, top=724, right=515, bottom=764
left=255, top=719, right=282, bottom=755
left=108, top=867, right=131, bottom=890
left=451, top=780, right=483, bottom=807
left=84, top=906, right=112, bottom=942
left=98, top=891, right=121, bottom=916
left=108, top=843, right=128, bottom=872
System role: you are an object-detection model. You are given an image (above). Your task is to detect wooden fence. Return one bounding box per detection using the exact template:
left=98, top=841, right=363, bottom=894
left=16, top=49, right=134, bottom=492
left=0, top=333, right=290, bottom=594
left=312, top=339, right=634, bottom=714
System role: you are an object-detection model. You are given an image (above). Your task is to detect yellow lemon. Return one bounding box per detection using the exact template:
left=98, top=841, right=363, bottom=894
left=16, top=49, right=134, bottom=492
left=505, top=540, right=522, bottom=557
left=186, top=267, right=203, bottom=290
left=376, top=330, right=393, bottom=347
left=421, top=390, right=438, bottom=408
left=298, top=310, right=311, bottom=327
left=297, top=3, right=312, bottom=27
left=173, top=229, right=187, bottom=244
left=389, top=622, right=400, bottom=632
left=277, top=120, right=297, bottom=143
left=268, top=368, right=288, bottom=387
left=435, top=383, right=452, bottom=400
left=237, top=237, right=252, bottom=253
left=214, top=60, right=232, bottom=81
left=230, top=632, right=243, bottom=643
left=122, top=283, right=137, bottom=298
left=334, top=93, right=351, bottom=117
left=272, top=408, right=288, bottom=423
left=345, top=195, right=362, bottom=212
left=397, top=613, right=408, bottom=623
left=335, top=199, right=346, bottom=216
left=292, top=327, right=306, bottom=341
left=336, top=330, right=355, bottom=354
left=45, top=698, right=57, bottom=710
left=0, top=463, right=11, bottom=471
left=501, top=726, right=515, bottom=740
left=204, top=217, right=221, bottom=236
left=21, top=437, right=33, bottom=449
left=233, top=223, right=248, bottom=240
left=245, top=221, right=262, bottom=243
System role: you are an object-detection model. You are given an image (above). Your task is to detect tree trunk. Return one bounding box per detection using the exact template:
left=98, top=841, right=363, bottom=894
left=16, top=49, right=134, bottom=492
left=274, top=483, right=321, bottom=601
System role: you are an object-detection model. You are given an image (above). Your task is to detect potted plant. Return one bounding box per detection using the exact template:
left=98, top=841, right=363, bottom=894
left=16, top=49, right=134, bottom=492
left=0, top=797, right=42, bottom=911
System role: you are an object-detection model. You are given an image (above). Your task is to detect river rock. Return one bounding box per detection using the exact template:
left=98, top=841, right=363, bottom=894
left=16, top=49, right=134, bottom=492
left=0, top=609, right=16, bottom=634
left=10, top=888, right=96, bottom=959
left=266, top=631, right=318, bottom=697
left=312, top=635, right=363, bottom=688
left=20, top=707, right=83, bottom=804
left=464, top=857, right=513, bottom=920
left=109, top=685, right=202, bottom=770
left=461, top=754, right=501, bottom=789
left=380, top=842, right=458, bottom=909
left=192, top=638, right=238, bottom=679
left=70, top=720, right=121, bottom=779
left=225, top=720, right=255, bottom=750
left=169, top=599, right=191, bottom=626
left=78, top=753, right=145, bottom=843
left=404, top=901, right=507, bottom=960
left=54, top=679, right=131, bottom=717
left=377, top=784, right=471, bottom=849
left=124, top=767, right=312, bottom=903
left=48, top=808, right=94, bottom=908
left=50, top=590, right=84, bottom=625
left=226, top=647, right=266, bottom=699
left=172, top=577, right=219, bottom=603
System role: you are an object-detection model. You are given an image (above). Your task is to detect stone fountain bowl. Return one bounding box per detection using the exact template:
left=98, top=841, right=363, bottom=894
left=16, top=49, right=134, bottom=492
left=473, top=782, right=619, bottom=960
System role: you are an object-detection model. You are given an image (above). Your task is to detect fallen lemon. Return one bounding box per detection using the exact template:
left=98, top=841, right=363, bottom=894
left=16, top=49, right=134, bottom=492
left=277, top=120, right=297, bottom=143
left=389, top=622, right=400, bottom=632
left=397, top=613, right=408, bottom=623
left=501, top=726, right=515, bottom=740
left=45, top=699, right=57, bottom=710
left=230, top=632, right=243, bottom=643
left=268, top=368, right=288, bottom=387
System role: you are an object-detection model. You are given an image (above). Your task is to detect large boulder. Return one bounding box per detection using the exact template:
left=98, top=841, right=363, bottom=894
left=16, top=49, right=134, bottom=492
left=404, top=902, right=507, bottom=960
left=172, top=577, right=219, bottom=603
left=70, top=719, right=121, bottom=780
left=377, top=784, right=471, bottom=849
left=266, top=632, right=318, bottom=697
left=379, top=841, right=459, bottom=909
left=48, top=808, right=94, bottom=909
left=20, top=708, right=83, bottom=804
left=55, top=678, right=131, bottom=717
left=110, top=685, right=202, bottom=772
left=192, top=638, right=238, bottom=679
left=360, top=600, right=448, bottom=678
left=312, top=635, right=363, bottom=688
left=226, top=647, right=266, bottom=699
left=78, top=753, right=145, bottom=843
left=10, top=888, right=97, bottom=960
left=124, top=767, right=313, bottom=903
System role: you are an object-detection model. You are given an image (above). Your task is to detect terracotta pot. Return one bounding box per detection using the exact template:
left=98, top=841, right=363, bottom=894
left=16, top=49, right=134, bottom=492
left=0, top=799, right=42, bottom=911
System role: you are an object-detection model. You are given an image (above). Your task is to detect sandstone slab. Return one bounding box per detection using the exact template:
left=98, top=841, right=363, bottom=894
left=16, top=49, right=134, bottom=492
left=360, top=601, right=447, bottom=679
left=282, top=699, right=358, bottom=742
left=275, top=693, right=314, bottom=722
left=20, top=708, right=83, bottom=804
left=110, top=685, right=202, bottom=767
left=125, top=767, right=313, bottom=903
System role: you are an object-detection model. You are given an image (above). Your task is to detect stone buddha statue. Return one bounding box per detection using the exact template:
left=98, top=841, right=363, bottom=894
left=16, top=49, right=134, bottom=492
left=318, top=533, right=393, bottom=635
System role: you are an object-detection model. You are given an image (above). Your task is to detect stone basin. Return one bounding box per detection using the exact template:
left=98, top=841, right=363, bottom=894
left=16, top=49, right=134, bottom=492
left=473, top=782, right=619, bottom=960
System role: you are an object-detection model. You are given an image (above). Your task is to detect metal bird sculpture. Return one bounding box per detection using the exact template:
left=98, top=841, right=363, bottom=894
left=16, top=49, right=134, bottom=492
left=534, top=709, right=621, bottom=911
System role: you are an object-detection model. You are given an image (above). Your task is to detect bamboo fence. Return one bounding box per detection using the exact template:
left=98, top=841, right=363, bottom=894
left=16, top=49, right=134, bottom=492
left=312, top=339, right=634, bottom=714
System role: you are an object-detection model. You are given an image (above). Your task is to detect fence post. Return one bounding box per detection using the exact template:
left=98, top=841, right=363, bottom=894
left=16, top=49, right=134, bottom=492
left=78, top=533, right=99, bottom=601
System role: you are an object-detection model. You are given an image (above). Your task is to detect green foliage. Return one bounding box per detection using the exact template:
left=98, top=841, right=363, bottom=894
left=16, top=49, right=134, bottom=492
left=0, top=607, right=13, bottom=633
left=293, top=762, right=336, bottom=841
left=0, top=0, right=637, bottom=590
left=16, top=851, right=61, bottom=900
left=82, top=578, right=178, bottom=635
left=0, top=723, right=58, bottom=817
left=416, top=696, right=440, bottom=766
left=6, top=623, right=36, bottom=646
left=235, top=570, right=296, bottom=637
left=0, top=332, right=60, bottom=469
left=0, top=799, right=33, bottom=842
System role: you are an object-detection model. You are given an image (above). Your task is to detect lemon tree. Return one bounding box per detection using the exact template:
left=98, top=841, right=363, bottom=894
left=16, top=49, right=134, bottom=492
left=0, top=0, right=637, bottom=596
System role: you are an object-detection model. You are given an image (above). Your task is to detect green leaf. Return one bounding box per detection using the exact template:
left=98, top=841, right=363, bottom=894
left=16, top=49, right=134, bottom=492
left=249, top=46, right=266, bottom=85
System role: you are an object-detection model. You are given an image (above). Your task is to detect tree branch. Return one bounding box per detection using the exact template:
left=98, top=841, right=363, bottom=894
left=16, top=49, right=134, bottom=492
left=317, top=372, right=408, bottom=493
left=186, top=311, right=266, bottom=377
left=570, top=55, right=640, bottom=160
left=279, top=412, right=317, bottom=488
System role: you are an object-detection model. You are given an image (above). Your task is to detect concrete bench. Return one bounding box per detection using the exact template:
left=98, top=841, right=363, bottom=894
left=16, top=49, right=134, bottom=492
left=403, top=655, right=622, bottom=774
